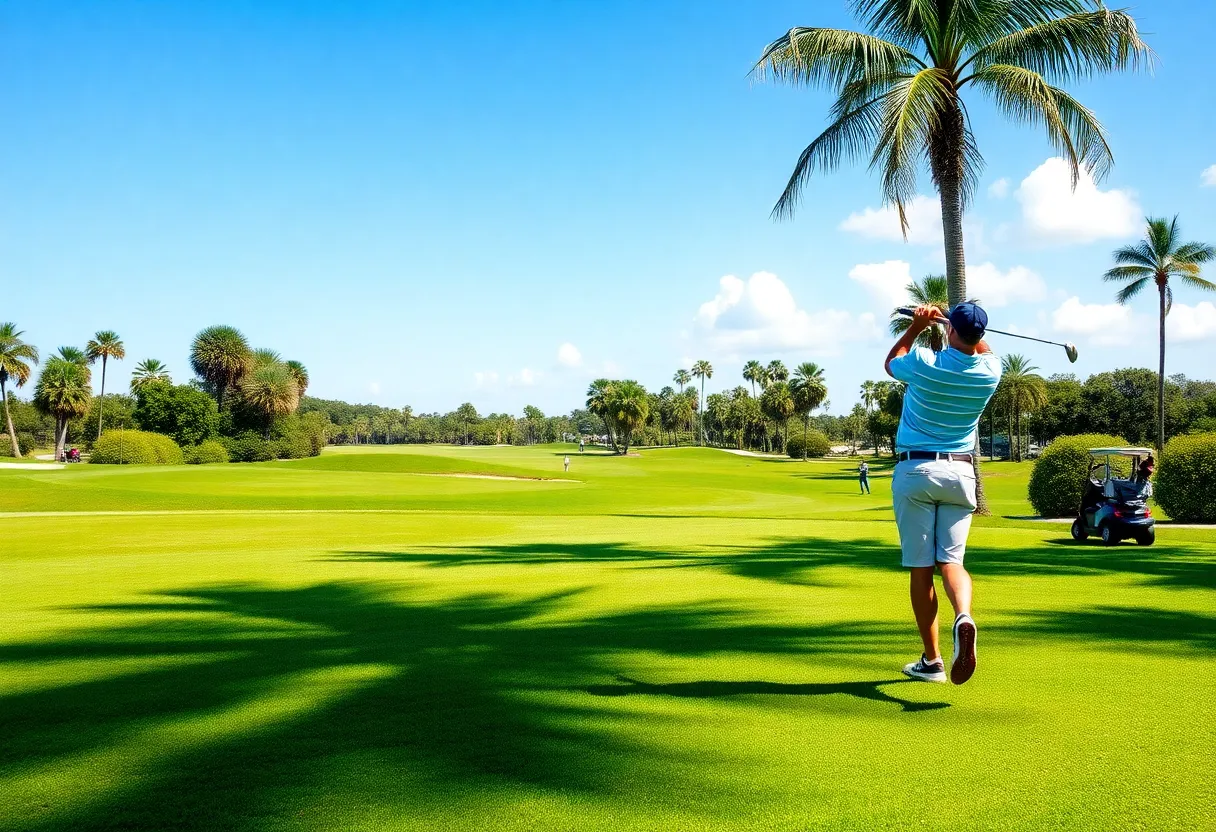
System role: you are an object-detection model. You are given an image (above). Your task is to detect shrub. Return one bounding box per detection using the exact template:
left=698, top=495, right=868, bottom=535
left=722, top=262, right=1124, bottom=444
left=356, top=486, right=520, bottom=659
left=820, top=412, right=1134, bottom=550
left=1027, top=433, right=1127, bottom=518
left=272, top=434, right=312, bottom=460
left=1155, top=433, right=1216, bottom=522
left=786, top=429, right=832, bottom=459
left=134, top=382, right=219, bottom=446
left=223, top=431, right=274, bottom=463
left=184, top=440, right=230, bottom=465
left=90, top=429, right=183, bottom=465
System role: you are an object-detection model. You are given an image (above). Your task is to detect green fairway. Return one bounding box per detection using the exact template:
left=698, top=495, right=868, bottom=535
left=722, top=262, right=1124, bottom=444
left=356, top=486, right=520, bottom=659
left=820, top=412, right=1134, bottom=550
left=2, top=446, right=1212, bottom=831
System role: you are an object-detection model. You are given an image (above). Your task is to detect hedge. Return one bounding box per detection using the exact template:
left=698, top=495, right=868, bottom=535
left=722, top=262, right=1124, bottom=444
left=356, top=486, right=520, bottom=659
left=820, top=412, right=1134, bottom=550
left=184, top=440, right=230, bottom=465
left=91, top=430, right=184, bottom=465
left=223, top=431, right=274, bottom=463
left=786, top=429, right=832, bottom=459
left=1027, top=433, right=1127, bottom=518
left=1155, top=433, right=1216, bottom=523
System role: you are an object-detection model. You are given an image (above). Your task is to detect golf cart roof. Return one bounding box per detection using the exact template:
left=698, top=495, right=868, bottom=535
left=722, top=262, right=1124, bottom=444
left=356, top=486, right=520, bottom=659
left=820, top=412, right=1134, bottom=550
left=1088, top=447, right=1153, bottom=457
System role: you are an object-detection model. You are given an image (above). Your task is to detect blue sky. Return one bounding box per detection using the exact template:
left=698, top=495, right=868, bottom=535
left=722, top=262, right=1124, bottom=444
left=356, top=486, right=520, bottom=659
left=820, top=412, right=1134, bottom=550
left=3, top=0, right=1214, bottom=416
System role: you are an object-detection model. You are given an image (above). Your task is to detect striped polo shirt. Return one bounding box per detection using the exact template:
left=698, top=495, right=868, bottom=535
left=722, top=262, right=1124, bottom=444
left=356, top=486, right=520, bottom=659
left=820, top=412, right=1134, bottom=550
left=888, top=347, right=1002, bottom=454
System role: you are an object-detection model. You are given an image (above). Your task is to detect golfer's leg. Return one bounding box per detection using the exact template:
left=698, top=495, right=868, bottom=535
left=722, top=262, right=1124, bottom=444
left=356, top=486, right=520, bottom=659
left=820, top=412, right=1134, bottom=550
left=938, top=562, right=972, bottom=618
left=909, top=567, right=940, bottom=660
left=935, top=477, right=976, bottom=618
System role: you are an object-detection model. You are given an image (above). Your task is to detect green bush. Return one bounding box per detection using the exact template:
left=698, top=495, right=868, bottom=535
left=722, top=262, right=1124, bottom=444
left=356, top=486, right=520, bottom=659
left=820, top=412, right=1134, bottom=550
left=223, top=431, right=274, bottom=463
left=183, top=440, right=230, bottom=465
left=1027, top=433, right=1127, bottom=518
left=786, top=429, right=832, bottom=459
left=1155, top=433, right=1216, bottom=522
left=272, top=434, right=312, bottom=460
left=134, top=382, right=219, bottom=446
left=90, top=430, right=183, bottom=465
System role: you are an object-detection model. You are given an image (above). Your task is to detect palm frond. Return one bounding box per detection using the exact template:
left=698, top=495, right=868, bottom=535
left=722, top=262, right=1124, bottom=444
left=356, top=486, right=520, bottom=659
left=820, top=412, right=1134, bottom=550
left=851, top=0, right=944, bottom=53
left=752, top=27, right=922, bottom=87
left=1146, top=217, right=1175, bottom=258
left=871, top=67, right=955, bottom=233
left=771, top=92, right=890, bottom=218
left=1114, top=277, right=1150, bottom=304
left=964, top=10, right=1151, bottom=84
left=1111, top=244, right=1157, bottom=269
left=1103, top=265, right=1153, bottom=282
left=1174, top=272, right=1216, bottom=293
left=1173, top=242, right=1216, bottom=266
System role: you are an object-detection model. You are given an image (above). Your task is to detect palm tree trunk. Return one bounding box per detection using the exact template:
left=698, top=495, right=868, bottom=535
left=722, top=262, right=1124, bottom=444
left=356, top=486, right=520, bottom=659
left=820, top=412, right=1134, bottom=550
left=803, top=414, right=809, bottom=460
left=1015, top=404, right=1022, bottom=463
left=3, top=378, right=21, bottom=458
left=97, top=355, right=108, bottom=439
left=699, top=380, right=705, bottom=446
left=55, top=417, right=68, bottom=461
left=1158, top=283, right=1167, bottom=450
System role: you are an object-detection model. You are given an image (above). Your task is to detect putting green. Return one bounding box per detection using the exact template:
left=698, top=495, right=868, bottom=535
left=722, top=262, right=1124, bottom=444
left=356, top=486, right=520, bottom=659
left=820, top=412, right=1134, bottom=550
left=2, top=445, right=1212, bottom=831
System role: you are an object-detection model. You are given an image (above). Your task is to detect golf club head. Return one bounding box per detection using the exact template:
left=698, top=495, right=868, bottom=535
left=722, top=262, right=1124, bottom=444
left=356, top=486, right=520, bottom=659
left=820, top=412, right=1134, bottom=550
left=1065, top=343, right=1079, bottom=363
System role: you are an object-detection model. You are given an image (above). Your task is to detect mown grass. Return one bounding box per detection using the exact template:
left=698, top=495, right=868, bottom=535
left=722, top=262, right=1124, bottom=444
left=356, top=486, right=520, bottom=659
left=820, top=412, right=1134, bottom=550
left=1, top=445, right=1212, bottom=831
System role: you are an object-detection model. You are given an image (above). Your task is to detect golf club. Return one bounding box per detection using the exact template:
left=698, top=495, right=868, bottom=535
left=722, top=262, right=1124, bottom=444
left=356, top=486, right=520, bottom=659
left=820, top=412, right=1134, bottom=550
left=895, top=306, right=1079, bottom=363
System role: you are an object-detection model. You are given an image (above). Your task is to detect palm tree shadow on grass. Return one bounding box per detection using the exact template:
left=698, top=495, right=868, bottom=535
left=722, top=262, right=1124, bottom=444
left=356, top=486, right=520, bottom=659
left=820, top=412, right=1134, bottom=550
left=0, top=582, right=931, bottom=832
left=585, top=675, right=947, bottom=712
left=334, top=533, right=1215, bottom=591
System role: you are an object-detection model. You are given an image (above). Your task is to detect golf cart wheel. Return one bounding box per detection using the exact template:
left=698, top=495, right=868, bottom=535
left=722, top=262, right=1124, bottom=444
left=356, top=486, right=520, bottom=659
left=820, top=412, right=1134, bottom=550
left=1070, top=518, right=1088, bottom=541
left=1136, top=527, right=1156, bottom=546
left=1100, top=524, right=1118, bottom=546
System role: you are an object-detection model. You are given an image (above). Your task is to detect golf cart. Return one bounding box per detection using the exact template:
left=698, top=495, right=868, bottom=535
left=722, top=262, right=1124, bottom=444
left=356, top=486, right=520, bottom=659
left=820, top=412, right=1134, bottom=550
left=1070, top=447, right=1155, bottom=546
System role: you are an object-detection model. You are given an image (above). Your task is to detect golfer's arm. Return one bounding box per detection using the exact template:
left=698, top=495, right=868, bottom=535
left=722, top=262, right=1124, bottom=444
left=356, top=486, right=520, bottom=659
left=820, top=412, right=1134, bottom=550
left=884, top=324, right=926, bottom=378
left=975, top=339, right=992, bottom=354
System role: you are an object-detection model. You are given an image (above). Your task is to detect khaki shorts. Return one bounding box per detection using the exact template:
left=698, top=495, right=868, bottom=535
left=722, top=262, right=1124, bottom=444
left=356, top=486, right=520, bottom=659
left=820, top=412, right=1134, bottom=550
left=891, top=459, right=977, bottom=568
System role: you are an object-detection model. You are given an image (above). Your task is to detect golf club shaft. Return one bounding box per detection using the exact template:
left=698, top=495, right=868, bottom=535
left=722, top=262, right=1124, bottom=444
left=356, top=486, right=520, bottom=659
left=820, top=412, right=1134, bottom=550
left=896, top=307, right=1072, bottom=350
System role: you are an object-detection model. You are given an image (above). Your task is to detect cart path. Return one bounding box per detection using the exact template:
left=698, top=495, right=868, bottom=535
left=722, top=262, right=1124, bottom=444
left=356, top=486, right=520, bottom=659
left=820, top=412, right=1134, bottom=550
left=1007, top=515, right=1215, bottom=529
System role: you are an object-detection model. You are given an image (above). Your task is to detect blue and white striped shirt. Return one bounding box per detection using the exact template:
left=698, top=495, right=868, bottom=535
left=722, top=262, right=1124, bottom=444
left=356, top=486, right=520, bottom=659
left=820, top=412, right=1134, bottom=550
left=888, top=347, right=1002, bottom=454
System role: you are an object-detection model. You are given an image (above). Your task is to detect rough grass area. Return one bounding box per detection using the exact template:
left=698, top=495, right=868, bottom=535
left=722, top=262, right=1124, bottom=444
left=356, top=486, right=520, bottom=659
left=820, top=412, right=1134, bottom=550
left=2, top=445, right=1211, bottom=831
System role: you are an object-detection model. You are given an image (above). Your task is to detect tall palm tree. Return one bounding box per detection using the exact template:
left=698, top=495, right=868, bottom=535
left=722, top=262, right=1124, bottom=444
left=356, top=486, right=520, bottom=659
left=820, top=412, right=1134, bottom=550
left=285, top=360, right=309, bottom=398
left=766, top=360, right=788, bottom=384
left=859, top=380, right=879, bottom=415
left=1105, top=216, right=1214, bottom=449
left=240, top=361, right=300, bottom=439
left=673, top=369, right=691, bottom=395
left=606, top=380, right=650, bottom=455
left=743, top=360, right=766, bottom=397
left=586, top=379, right=616, bottom=451
left=791, top=362, right=829, bottom=460
left=55, top=346, right=90, bottom=372
left=890, top=275, right=952, bottom=351
left=754, top=0, right=1148, bottom=308
left=34, top=357, right=92, bottom=461
left=86, top=331, right=125, bottom=438
left=0, top=323, right=39, bottom=457
left=130, top=359, right=172, bottom=393
left=691, top=360, right=713, bottom=445
left=190, top=325, right=252, bottom=410
left=999, top=354, right=1047, bottom=462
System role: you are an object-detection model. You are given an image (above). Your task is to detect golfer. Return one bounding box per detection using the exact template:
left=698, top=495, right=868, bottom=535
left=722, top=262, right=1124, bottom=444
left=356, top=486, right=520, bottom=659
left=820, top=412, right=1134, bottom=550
left=885, top=303, right=1001, bottom=685
left=563, top=455, right=570, bottom=472
left=858, top=461, right=870, bottom=494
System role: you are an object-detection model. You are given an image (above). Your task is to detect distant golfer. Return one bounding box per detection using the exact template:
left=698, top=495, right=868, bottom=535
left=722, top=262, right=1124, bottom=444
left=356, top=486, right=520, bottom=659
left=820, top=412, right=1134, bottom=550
left=885, top=303, right=1001, bottom=685
left=858, top=461, right=870, bottom=494
left=579, top=439, right=585, bottom=453
left=563, top=455, right=570, bottom=473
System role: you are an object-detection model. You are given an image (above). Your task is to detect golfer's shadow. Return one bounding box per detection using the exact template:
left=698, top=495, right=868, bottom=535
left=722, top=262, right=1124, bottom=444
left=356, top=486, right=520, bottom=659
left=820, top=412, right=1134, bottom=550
left=585, top=675, right=948, bottom=712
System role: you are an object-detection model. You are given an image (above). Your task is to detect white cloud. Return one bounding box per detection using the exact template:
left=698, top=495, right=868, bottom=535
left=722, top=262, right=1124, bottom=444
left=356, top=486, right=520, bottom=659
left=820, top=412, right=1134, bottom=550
left=988, top=178, right=1010, bottom=199
left=472, top=371, right=499, bottom=388
left=840, top=195, right=943, bottom=245
left=368, top=381, right=382, bottom=396
left=1168, top=302, right=1216, bottom=342
left=556, top=342, right=582, bottom=368
left=1016, top=157, right=1141, bottom=244
left=694, top=271, right=879, bottom=354
left=849, top=260, right=913, bottom=311
left=508, top=368, right=538, bottom=386
left=1051, top=296, right=1136, bottom=346
left=966, top=263, right=1046, bottom=307
left=1202, top=165, right=1216, bottom=187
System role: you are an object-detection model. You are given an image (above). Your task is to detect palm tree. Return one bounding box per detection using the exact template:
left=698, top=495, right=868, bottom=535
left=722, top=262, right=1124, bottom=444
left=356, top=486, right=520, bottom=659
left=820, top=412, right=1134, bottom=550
left=791, top=362, right=829, bottom=460
left=34, top=357, right=92, bottom=461
left=285, top=360, right=309, bottom=397
left=743, top=360, right=766, bottom=397
left=586, top=379, right=616, bottom=451
left=456, top=402, right=479, bottom=445
left=130, top=359, right=172, bottom=393
left=605, top=380, right=650, bottom=455
left=999, top=354, right=1047, bottom=462
left=55, top=346, right=90, bottom=372
left=240, top=361, right=300, bottom=438
left=0, top=323, right=39, bottom=458
left=760, top=381, right=796, bottom=452
left=890, top=275, right=953, bottom=351
left=766, top=360, right=789, bottom=384
left=691, top=360, right=713, bottom=445
left=1105, top=216, right=1214, bottom=449
left=86, top=331, right=125, bottom=438
left=754, top=0, right=1148, bottom=308
left=673, top=369, right=691, bottom=395
left=190, top=325, right=252, bottom=410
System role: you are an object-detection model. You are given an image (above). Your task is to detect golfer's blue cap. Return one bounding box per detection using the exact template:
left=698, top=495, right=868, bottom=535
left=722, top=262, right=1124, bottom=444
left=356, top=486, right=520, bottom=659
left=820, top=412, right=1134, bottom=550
left=948, top=302, right=988, bottom=340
